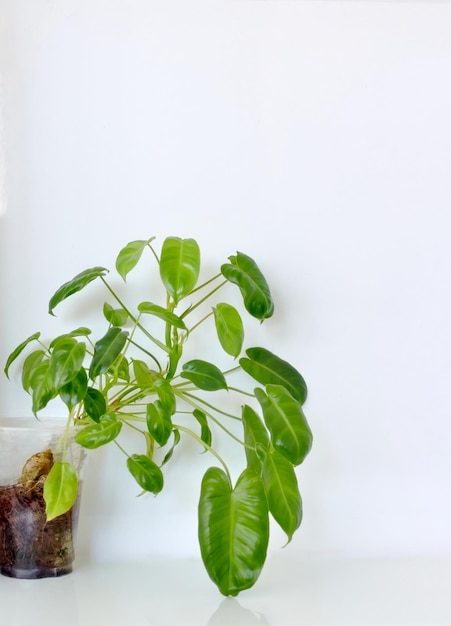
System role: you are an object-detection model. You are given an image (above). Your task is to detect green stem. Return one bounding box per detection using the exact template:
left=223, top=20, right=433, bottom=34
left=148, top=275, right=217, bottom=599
left=101, top=277, right=170, bottom=354
left=174, top=424, right=231, bottom=482
left=176, top=392, right=245, bottom=447
left=179, top=279, right=228, bottom=319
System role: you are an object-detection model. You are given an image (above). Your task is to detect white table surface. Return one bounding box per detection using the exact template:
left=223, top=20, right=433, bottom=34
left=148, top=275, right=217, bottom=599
left=1, top=554, right=450, bottom=626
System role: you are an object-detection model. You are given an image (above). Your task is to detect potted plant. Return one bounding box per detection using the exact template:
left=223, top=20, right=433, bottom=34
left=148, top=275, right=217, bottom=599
left=3, top=236, right=313, bottom=595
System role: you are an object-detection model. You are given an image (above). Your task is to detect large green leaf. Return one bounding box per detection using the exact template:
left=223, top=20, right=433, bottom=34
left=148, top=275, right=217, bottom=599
left=89, top=327, right=129, bottom=379
left=262, top=448, right=302, bottom=542
left=198, top=467, right=269, bottom=597
left=48, top=267, right=108, bottom=315
left=4, top=332, right=41, bottom=379
left=240, top=347, right=308, bottom=405
left=255, top=385, right=313, bottom=466
left=213, top=303, right=244, bottom=358
left=30, top=360, right=56, bottom=415
left=159, top=237, right=200, bottom=305
left=181, top=360, right=228, bottom=391
left=126, top=454, right=164, bottom=494
left=59, top=368, right=88, bottom=410
left=138, top=302, right=187, bottom=330
left=115, top=238, right=154, bottom=281
left=221, top=252, right=274, bottom=321
left=75, top=413, right=122, bottom=449
left=154, top=378, right=176, bottom=415
left=242, top=404, right=269, bottom=473
left=21, top=350, right=46, bottom=392
left=49, top=337, right=86, bottom=389
left=44, top=462, right=79, bottom=522
left=146, top=401, right=173, bottom=446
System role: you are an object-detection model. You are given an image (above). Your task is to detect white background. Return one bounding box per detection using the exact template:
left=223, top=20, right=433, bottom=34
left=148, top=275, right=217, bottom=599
left=1, top=0, right=451, bottom=567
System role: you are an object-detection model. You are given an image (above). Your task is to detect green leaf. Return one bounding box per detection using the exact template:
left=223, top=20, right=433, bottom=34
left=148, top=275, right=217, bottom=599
left=44, top=462, right=79, bottom=522
left=133, top=359, right=158, bottom=390
left=262, top=449, right=302, bottom=542
left=255, top=385, right=313, bottom=466
left=115, top=238, right=154, bottom=281
left=198, top=467, right=269, bottom=597
left=240, top=347, right=308, bottom=405
left=138, top=302, right=187, bottom=330
left=89, top=327, right=129, bottom=379
left=159, top=237, right=200, bottom=305
left=126, top=454, right=164, bottom=494
left=161, top=429, right=181, bottom=466
left=30, top=360, right=56, bottom=415
left=48, top=267, right=108, bottom=315
left=4, top=332, right=41, bottom=378
left=242, top=405, right=269, bottom=473
left=103, top=302, right=129, bottom=326
left=49, top=337, right=86, bottom=389
left=146, top=401, right=173, bottom=446
left=213, top=303, right=244, bottom=358
left=21, top=350, right=46, bottom=392
left=193, top=409, right=212, bottom=448
left=181, top=360, right=228, bottom=391
left=109, top=354, right=130, bottom=382
left=221, top=252, right=274, bottom=321
left=59, top=368, right=88, bottom=409
left=84, top=387, right=107, bottom=422
left=154, top=378, right=176, bottom=415
left=75, top=413, right=122, bottom=449
left=67, top=327, right=92, bottom=337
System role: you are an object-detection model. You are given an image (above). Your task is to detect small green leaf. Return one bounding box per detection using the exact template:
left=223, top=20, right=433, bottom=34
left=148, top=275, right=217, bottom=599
left=127, top=454, right=164, bottom=494
left=138, top=302, right=187, bottom=330
left=89, top=327, right=128, bottom=379
left=133, top=359, right=158, bottom=390
left=84, top=387, right=107, bottom=422
left=161, top=429, right=181, bottom=466
left=44, top=462, right=79, bottom=522
left=75, top=413, right=122, bottom=449
left=241, top=347, right=308, bottom=405
left=103, top=302, right=129, bottom=326
left=49, top=337, right=86, bottom=389
left=198, top=467, right=269, bottom=597
left=48, top=267, right=109, bottom=315
left=262, top=448, right=302, bottom=542
left=59, top=368, right=88, bottom=409
left=213, top=303, right=244, bottom=358
left=4, top=332, right=41, bottom=379
left=115, top=238, right=154, bottom=281
left=67, top=327, right=92, bottom=337
left=181, top=360, right=228, bottom=391
left=146, top=401, right=173, bottom=446
left=255, top=385, right=313, bottom=466
left=160, top=237, right=200, bottom=305
left=242, top=405, right=269, bottom=473
left=109, top=354, right=130, bottom=382
left=193, top=409, right=212, bottom=448
left=221, top=252, right=274, bottom=321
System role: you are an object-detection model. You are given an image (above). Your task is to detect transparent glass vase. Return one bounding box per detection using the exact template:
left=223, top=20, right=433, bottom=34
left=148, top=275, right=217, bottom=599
left=0, top=418, right=86, bottom=579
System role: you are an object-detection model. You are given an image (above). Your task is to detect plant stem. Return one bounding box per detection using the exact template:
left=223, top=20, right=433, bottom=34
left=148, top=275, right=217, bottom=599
left=174, top=424, right=231, bottom=482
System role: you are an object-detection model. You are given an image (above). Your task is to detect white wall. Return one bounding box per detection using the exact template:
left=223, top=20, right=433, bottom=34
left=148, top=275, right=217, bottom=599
left=1, top=0, right=451, bottom=563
